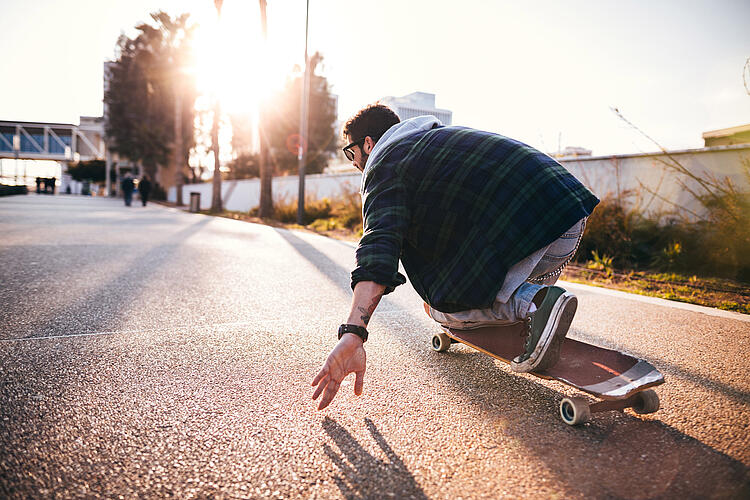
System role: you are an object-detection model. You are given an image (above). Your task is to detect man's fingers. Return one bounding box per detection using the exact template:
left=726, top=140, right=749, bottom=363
left=311, top=367, right=328, bottom=387
left=317, top=380, right=340, bottom=410
left=354, top=370, right=365, bottom=396
left=311, top=378, right=327, bottom=401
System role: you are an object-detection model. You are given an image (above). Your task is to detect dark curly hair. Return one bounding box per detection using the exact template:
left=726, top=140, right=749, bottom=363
left=342, top=103, right=400, bottom=144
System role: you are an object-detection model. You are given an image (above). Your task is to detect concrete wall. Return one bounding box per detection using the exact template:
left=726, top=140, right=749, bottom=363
left=169, top=172, right=362, bottom=212
left=561, top=144, right=750, bottom=220
left=169, top=145, right=750, bottom=219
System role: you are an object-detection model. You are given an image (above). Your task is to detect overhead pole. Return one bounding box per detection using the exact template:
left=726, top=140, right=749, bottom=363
left=296, top=0, right=310, bottom=225
left=258, top=0, right=273, bottom=218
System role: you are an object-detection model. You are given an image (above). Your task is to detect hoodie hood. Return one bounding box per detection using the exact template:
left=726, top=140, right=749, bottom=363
left=364, top=115, right=442, bottom=177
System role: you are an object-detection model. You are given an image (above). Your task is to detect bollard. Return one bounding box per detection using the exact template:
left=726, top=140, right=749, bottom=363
left=189, top=192, right=200, bottom=213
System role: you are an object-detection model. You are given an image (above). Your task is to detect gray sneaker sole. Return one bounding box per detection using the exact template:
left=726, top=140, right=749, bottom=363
left=511, top=293, right=577, bottom=373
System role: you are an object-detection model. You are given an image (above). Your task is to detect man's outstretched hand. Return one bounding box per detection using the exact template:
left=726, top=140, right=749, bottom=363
left=311, top=333, right=366, bottom=410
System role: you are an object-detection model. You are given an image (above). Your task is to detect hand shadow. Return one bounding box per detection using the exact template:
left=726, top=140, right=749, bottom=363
left=322, top=417, right=428, bottom=500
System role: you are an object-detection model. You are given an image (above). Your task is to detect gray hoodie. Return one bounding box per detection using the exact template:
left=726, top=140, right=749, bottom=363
left=362, top=115, right=442, bottom=190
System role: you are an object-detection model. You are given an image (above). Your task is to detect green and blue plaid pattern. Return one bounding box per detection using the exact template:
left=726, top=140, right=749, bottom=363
left=351, top=126, right=599, bottom=313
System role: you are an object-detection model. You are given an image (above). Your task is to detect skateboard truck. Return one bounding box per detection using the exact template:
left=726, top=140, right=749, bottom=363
left=559, top=390, right=660, bottom=425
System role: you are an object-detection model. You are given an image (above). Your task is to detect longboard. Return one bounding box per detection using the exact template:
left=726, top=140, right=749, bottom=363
left=432, top=323, right=665, bottom=425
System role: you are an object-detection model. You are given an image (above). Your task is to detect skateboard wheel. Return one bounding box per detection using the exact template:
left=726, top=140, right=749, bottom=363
left=431, top=332, right=452, bottom=352
left=560, top=397, right=590, bottom=425
left=632, top=389, right=660, bottom=414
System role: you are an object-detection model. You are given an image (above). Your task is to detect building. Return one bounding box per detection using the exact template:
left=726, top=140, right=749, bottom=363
left=0, top=118, right=104, bottom=162
left=550, top=146, right=593, bottom=159
left=0, top=117, right=106, bottom=193
left=702, top=123, right=750, bottom=147
left=379, top=92, right=453, bottom=125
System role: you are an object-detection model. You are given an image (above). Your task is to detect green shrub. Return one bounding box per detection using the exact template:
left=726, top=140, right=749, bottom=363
left=579, top=189, right=750, bottom=283
left=273, top=194, right=332, bottom=224
left=576, top=193, right=637, bottom=268
left=586, top=250, right=614, bottom=278
left=0, top=184, right=28, bottom=196
left=651, top=241, right=683, bottom=271
left=603, top=109, right=750, bottom=282
left=268, top=187, right=363, bottom=233
left=330, top=188, right=363, bottom=230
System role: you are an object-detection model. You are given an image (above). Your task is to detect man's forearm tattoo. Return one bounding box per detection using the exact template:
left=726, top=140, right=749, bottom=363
left=358, top=294, right=382, bottom=326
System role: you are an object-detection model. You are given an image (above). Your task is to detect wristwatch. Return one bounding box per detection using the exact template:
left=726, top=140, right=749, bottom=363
left=338, top=324, right=368, bottom=343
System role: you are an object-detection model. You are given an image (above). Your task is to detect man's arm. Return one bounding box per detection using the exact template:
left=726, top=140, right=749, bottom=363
left=345, top=281, right=386, bottom=327
left=311, top=281, right=386, bottom=410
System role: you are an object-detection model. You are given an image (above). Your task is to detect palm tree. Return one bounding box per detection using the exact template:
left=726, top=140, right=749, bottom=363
left=210, top=0, right=224, bottom=213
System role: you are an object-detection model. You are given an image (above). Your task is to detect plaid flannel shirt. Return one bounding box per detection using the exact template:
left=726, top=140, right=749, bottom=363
left=351, top=126, right=599, bottom=313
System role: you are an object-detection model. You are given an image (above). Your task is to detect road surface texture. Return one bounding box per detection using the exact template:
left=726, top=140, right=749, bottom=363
left=1, top=194, right=748, bottom=499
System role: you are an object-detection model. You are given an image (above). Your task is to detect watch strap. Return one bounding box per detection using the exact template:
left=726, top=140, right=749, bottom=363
left=338, top=324, right=368, bottom=343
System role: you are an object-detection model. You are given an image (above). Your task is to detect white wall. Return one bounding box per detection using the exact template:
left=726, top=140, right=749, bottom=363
left=169, top=145, right=750, bottom=219
left=561, top=144, right=750, bottom=220
left=169, top=172, right=362, bottom=212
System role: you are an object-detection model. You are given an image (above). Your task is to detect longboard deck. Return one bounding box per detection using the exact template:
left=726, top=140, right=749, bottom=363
left=444, top=324, right=664, bottom=400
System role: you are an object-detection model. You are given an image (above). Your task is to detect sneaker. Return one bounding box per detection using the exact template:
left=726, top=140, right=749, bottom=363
left=510, top=286, right=577, bottom=373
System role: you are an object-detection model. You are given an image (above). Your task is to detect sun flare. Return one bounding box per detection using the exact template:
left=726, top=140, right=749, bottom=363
left=193, top=2, right=287, bottom=117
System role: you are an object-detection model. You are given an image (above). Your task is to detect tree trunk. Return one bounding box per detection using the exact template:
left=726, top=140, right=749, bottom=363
left=258, top=110, right=273, bottom=218
left=257, top=0, right=273, bottom=218
left=211, top=100, right=222, bottom=213
left=173, top=79, right=184, bottom=206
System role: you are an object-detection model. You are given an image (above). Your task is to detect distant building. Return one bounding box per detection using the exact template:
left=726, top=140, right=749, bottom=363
left=0, top=118, right=104, bottom=161
left=550, top=146, right=593, bottom=159
left=702, top=123, right=750, bottom=147
left=379, top=92, right=452, bottom=125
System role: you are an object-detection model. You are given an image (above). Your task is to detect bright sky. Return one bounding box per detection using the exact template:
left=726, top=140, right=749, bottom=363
left=1, top=0, right=748, bottom=156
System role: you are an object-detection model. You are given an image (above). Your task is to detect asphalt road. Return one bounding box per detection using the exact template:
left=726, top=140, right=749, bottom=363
left=1, top=194, right=748, bottom=499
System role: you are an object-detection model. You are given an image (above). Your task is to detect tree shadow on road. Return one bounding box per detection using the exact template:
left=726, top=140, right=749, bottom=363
left=2, top=216, right=213, bottom=340
left=322, top=417, right=428, bottom=500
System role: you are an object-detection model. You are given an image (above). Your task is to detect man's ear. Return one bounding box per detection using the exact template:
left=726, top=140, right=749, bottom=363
left=363, top=136, right=375, bottom=154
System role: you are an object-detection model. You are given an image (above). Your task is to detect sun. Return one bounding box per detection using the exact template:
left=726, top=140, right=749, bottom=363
left=186, top=1, right=301, bottom=172
left=192, top=2, right=286, bottom=117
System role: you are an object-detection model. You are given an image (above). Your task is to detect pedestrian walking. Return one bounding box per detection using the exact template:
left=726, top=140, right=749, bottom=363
left=312, top=104, right=600, bottom=410
left=121, top=173, right=135, bottom=206
left=138, top=175, right=152, bottom=206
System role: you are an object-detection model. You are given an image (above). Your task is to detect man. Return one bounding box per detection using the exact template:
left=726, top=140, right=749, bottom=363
left=312, top=104, right=599, bottom=410
left=138, top=175, right=152, bottom=207
left=121, top=173, right=135, bottom=207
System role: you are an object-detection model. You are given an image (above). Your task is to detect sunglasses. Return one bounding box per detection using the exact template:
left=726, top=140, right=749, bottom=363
left=342, top=137, right=367, bottom=161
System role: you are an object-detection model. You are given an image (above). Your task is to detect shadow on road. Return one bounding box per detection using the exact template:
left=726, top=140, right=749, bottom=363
left=431, top=349, right=749, bottom=497
left=572, top=329, right=750, bottom=407
left=273, top=228, right=352, bottom=293
left=276, top=227, right=750, bottom=497
left=322, top=417, right=428, bottom=500
left=4, top=216, right=212, bottom=340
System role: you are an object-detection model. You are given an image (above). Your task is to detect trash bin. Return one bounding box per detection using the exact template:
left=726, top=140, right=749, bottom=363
left=189, top=192, right=201, bottom=213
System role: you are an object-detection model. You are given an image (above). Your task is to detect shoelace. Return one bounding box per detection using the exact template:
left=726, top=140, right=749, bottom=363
left=521, top=316, right=532, bottom=352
